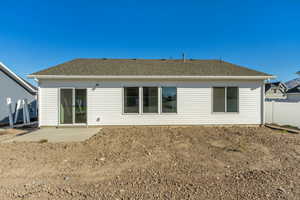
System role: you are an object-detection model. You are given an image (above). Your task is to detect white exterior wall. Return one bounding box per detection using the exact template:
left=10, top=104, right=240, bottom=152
left=38, top=79, right=263, bottom=126
left=265, top=89, right=287, bottom=100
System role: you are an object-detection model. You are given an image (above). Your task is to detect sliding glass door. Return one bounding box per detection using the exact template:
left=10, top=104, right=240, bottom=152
left=60, top=88, right=87, bottom=125
left=75, top=89, right=87, bottom=123
left=60, top=89, right=73, bottom=124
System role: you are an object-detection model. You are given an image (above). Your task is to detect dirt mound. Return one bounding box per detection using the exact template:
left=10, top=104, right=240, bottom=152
left=0, top=126, right=299, bottom=199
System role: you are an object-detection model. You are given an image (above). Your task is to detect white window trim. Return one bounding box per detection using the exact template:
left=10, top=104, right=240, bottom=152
left=160, top=87, right=178, bottom=115
left=212, top=86, right=239, bottom=114
left=122, top=86, right=178, bottom=115
left=142, top=86, right=159, bottom=114
left=122, top=87, right=141, bottom=115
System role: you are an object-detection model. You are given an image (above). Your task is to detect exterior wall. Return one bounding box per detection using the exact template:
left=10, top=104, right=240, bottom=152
left=0, top=70, right=37, bottom=124
left=39, top=79, right=263, bottom=126
left=265, top=88, right=286, bottom=100
left=286, top=93, right=300, bottom=102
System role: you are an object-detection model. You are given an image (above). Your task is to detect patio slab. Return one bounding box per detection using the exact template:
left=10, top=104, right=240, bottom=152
left=2, top=127, right=101, bottom=143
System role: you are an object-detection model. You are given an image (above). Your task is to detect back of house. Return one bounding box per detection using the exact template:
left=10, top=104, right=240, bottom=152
left=28, top=59, right=273, bottom=127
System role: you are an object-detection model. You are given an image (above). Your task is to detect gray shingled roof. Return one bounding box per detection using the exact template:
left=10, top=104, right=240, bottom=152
left=287, top=85, right=300, bottom=93
left=31, top=59, right=270, bottom=77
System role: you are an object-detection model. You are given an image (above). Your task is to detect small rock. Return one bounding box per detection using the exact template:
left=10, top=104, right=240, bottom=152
left=64, top=176, right=70, bottom=181
left=277, top=187, right=286, bottom=193
left=66, top=189, right=72, bottom=194
left=100, top=157, right=105, bottom=161
left=120, top=189, right=125, bottom=193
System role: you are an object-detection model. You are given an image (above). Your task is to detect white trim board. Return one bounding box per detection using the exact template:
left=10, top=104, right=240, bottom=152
left=0, top=62, right=37, bottom=93
left=28, top=75, right=276, bottom=80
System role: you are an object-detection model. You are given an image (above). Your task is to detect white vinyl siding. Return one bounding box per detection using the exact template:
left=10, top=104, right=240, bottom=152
left=38, top=80, right=263, bottom=126
left=39, top=87, right=58, bottom=126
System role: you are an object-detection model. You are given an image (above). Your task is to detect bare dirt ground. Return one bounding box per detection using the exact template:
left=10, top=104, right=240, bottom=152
left=0, top=126, right=299, bottom=200
left=0, top=128, right=28, bottom=142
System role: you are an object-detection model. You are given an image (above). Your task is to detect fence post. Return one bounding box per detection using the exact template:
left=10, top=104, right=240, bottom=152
left=271, top=100, right=275, bottom=124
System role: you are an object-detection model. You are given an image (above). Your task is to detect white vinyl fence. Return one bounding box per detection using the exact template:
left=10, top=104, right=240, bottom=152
left=265, top=101, right=300, bottom=128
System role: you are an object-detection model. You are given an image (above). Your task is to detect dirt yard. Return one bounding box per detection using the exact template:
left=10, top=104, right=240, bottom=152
left=0, top=126, right=299, bottom=199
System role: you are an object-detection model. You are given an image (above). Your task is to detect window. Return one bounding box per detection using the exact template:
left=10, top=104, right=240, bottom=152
left=161, top=87, right=177, bottom=113
left=143, top=87, right=158, bottom=113
left=213, top=87, right=226, bottom=112
left=123, top=86, right=178, bottom=115
left=213, top=87, right=238, bottom=113
left=124, top=87, right=139, bottom=113
left=226, top=87, right=238, bottom=112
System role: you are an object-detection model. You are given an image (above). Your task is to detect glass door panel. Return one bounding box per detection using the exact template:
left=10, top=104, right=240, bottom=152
left=75, top=89, right=87, bottom=123
left=60, top=89, right=73, bottom=124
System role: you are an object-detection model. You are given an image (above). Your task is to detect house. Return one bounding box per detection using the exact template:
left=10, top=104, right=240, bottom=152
left=286, top=84, right=300, bottom=102
left=0, top=62, right=37, bottom=125
left=265, top=81, right=287, bottom=101
left=28, top=59, right=274, bottom=127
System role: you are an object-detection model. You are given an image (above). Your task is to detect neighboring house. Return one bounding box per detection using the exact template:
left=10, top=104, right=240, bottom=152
left=0, top=62, right=37, bottom=125
left=28, top=59, right=274, bottom=127
left=265, top=81, right=287, bottom=101
left=286, top=84, right=300, bottom=102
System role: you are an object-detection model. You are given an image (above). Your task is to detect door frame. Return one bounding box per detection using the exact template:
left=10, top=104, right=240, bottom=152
left=58, top=88, right=88, bottom=126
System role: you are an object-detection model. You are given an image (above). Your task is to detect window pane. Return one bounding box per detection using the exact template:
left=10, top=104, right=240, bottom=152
left=60, top=89, right=73, bottom=124
left=162, top=87, right=177, bottom=113
left=213, top=87, right=225, bottom=112
left=227, top=87, right=238, bottom=112
left=75, top=89, right=87, bottom=123
left=143, top=87, right=158, bottom=113
left=124, top=87, right=139, bottom=113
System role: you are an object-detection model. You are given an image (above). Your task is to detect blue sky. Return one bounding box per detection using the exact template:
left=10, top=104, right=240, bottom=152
left=1, top=0, right=300, bottom=84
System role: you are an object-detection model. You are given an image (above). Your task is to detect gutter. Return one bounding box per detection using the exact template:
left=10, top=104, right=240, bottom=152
left=27, top=75, right=276, bottom=80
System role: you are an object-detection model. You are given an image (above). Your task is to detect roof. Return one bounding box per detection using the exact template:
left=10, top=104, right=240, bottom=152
left=0, top=62, right=37, bottom=95
left=287, top=84, right=300, bottom=94
left=29, top=58, right=273, bottom=79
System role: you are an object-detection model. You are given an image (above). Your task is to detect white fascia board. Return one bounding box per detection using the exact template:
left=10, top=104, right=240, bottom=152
left=28, top=75, right=276, bottom=80
left=0, top=62, right=37, bottom=93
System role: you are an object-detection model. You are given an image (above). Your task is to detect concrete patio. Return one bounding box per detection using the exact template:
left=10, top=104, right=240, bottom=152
left=2, top=127, right=101, bottom=143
